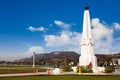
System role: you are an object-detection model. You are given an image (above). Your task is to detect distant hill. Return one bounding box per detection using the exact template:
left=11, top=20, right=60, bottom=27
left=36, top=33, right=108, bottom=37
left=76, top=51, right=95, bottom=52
left=15, top=51, right=120, bottom=66
left=15, top=51, right=79, bottom=65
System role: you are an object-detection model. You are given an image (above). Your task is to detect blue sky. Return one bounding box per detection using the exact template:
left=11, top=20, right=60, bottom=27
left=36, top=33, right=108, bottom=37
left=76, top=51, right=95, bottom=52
left=0, top=0, right=120, bottom=61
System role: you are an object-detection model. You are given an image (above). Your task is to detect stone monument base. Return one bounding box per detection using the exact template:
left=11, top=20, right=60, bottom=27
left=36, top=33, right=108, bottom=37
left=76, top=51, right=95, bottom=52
left=72, top=66, right=77, bottom=72
left=52, top=68, right=61, bottom=74
left=97, top=67, right=105, bottom=72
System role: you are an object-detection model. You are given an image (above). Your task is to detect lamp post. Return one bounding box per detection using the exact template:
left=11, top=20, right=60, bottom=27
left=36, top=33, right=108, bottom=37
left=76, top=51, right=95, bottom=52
left=32, top=52, right=35, bottom=68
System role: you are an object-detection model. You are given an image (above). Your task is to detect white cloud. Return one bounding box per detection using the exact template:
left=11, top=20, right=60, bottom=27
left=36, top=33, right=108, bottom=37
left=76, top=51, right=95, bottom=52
left=91, top=18, right=120, bottom=54
left=44, top=30, right=81, bottom=53
left=44, top=18, right=120, bottom=54
left=92, top=18, right=113, bottom=39
left=45, top=31, right=81, bottom=46
left=28, top=26, right=47, bottom=32
left=44, top=20, right=81, bottom=52
left=24, top=46, right=44, bottom=57
left=113, top=23, right=120, bottom=30
left=54, top=20, right=71, bottom=30
left=27, top=46, right=44, bottom=53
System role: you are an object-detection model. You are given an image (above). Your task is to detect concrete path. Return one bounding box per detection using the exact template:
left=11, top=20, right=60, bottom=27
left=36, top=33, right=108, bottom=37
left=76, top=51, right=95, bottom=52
left=0, top=72, right=47, bottom=77
left=0, top=72, right=120, bottom=77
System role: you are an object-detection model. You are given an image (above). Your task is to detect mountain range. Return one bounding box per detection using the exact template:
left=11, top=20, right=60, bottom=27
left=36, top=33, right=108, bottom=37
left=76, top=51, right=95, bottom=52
left=15, top=51, right=120, bottom=66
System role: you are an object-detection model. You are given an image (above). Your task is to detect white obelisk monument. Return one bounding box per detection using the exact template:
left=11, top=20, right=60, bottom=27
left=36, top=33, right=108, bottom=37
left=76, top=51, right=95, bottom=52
left=79, top=6, right=98, bottom=72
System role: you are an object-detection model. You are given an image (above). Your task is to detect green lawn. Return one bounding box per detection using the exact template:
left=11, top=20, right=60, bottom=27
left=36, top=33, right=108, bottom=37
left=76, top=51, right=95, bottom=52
left=0, top=65, right=48, bottom=74
left=0, top=75, right=120, bottom=80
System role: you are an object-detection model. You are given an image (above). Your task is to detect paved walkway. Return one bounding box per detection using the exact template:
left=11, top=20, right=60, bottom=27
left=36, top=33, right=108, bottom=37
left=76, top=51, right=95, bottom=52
left=0, top=72, right=120, bottom=77
left=0, top=72, right=47, bottom=77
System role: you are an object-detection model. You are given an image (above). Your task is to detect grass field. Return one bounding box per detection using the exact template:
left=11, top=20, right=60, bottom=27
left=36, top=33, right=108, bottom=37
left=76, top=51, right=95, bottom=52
left=0, top=75, right=120, bottom=80
left=0, top=65, right=48, bottom=74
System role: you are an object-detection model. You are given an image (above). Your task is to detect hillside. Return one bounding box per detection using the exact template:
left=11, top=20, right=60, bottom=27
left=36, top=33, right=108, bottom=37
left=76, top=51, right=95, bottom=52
left=15, top=51, right=79, bottom=65
left=15, top=51, right=120, bottom=66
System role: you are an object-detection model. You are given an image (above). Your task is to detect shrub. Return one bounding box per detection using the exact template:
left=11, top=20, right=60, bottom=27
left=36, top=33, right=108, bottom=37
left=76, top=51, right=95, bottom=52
left=62, top=65, right=72, bottom=72
left=76, top=66, right=93, bottom=73
left=105, top=66, right=115, bottom=73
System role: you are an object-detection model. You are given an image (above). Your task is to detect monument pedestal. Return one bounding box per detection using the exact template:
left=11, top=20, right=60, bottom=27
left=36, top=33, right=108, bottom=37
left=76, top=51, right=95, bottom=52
left=79, top=55, right=98, bottom=72
left=52, top=68, right=61, bottom=74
